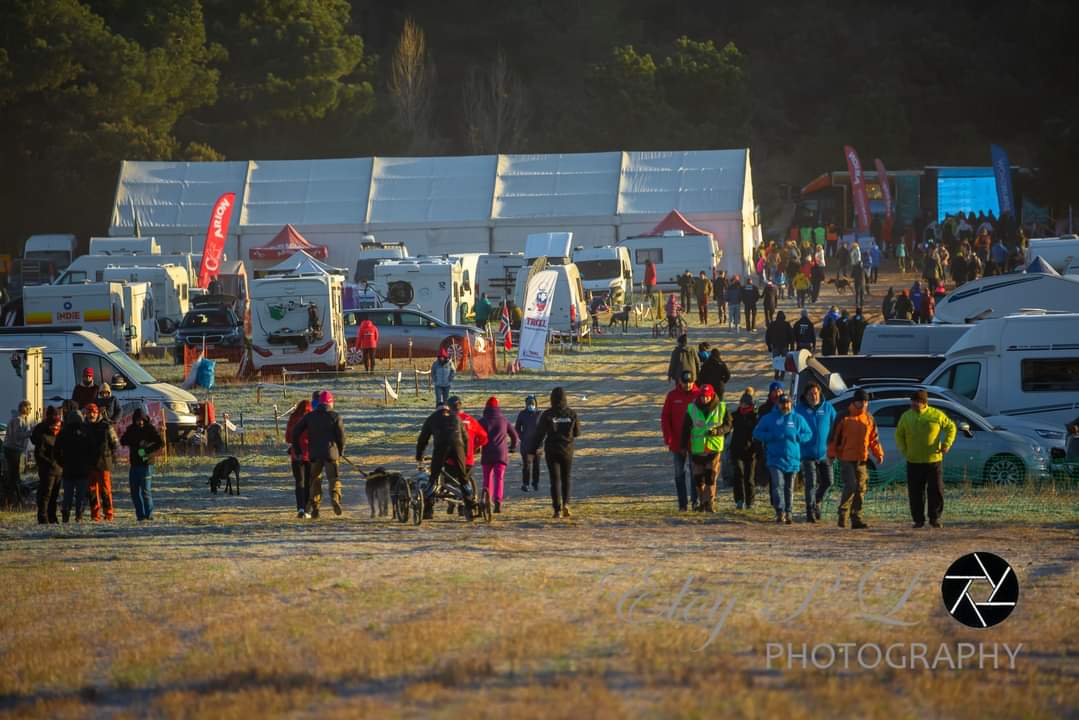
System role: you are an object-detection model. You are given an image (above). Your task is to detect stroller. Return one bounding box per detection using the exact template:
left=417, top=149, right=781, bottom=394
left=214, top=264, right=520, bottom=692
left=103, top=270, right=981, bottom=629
left=415, top=457, right=492, bottom=525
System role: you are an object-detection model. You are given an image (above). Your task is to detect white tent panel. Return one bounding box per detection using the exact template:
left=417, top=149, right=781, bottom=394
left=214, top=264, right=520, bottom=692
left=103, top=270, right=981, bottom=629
left=367, top=156, right=496, bottom=223
left=492, top=221, right=617, bottom=254
left=493, top=153, right=620, bottom=218
left=617, top=150, right=747, bottom=216
left=241, top=158, right=371, bottom=226
left=370, top=226, right=491, bottom=256
left=110, top=160, right=247, bottom=235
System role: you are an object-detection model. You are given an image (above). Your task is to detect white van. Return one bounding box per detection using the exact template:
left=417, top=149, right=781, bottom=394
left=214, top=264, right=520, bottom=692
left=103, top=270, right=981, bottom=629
left=1025, top=236, right=1079, bottom=274
left=448, top=253, right=482, bottom=316
left=120, top=282, right=155, bottom=355
left=619, top=230, right=722, bottom=291
left=372, top=259, right=467, bottom=325
left=351, top=238, right=410, bottom=284
left=250, top=257, right=347, bottom=372
left=859, top=323, right=972, bottom=355
left=23, top=282, right=128, bottom=349
left=88, top=236, right=161, bottom=256
left=933, top=271, right=1079, bottom=323
left=0, top=347, right=45, bottom=424
left=0, top=328, right=198, bottom=439
left=512, top=262, right=590, bottom=334
left=13, top=233, right=78, bottom=288
left=572, top=245, right=634, bottom=305
left=60, top=253, right=200, bottom=289
left=922, top=313, right=1079, bottom=426
left=99, top=265, right=190, bottom=324
left=474, top=253, right=526, bottom=304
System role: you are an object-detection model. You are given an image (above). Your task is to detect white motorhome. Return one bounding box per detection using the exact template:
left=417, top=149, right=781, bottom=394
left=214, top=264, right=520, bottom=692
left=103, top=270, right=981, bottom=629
left=447, top=252, right=481, bottom=316
left=13, top=233, right=78, bottom=287
left=1025, top=236, right=1079, bottom=274
left=99, top=265, right=190, bottom=325
left=619, top=230, right=722, bottom=291
left=572, top=245, right=634, bottom=305
left=0, top=347, right=45, bottom=424
left=513, top=233, right=590, bottom=334
left=60, top=253, right=199, bottom=288
left=23, top=282, right=128, bottom=349
left=352, top=238, right=409, bottom=284
left=922, top=313, right=1079, bottom=426
left=250, top=254, right=347, bottom=372
left=372, top=259, right=467, bottom=325
left=88, top=236, right=161, bottom=256
left=119, top=281, right=155, bottom=355
left=859, top=323, right=972, bottom=355
left=474, top=252, right=526, bottom=304
left=933, top=271, right=1079, bottom=323
left=0, top=328, right=198, bottom=439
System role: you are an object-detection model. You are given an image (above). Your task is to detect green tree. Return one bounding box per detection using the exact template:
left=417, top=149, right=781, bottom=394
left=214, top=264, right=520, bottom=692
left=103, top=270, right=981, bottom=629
left=659, top=37, right=750, bottom=147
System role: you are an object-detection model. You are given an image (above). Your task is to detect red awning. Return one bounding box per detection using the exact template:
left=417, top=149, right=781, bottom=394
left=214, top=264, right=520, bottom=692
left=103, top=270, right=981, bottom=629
left=639, top=210, right=712, bottom=238
left=800, top=173, right=834, bottom=196
left=248, top=224, right=329, bottom=261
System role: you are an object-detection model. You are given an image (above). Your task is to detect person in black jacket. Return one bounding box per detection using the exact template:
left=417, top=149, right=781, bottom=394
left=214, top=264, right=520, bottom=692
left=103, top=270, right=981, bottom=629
left=95, top=381, right=123, bottom=425
left=836, top=310, right=852, bottom=355
left=32, top=407, right=62, bottom=524
left=85, top=403, right=119, bottom=521
left=291, top=390, right=346, bottom=518
left=120, top=407, right=164, bottom=521
left=762, top=282, right=779, bottom=327
left=741, top=279, right=760, bottom=332
left=514, top=395, right=543, bottom=492
left=697, top=349, right=731, bottom=399
left=792, top=309, right=816, bottom=352
left=729, top=389, right=758, bottom=509
left=416, top=402, right=470, bottom=519
left=712, top=271, right=728, bottom=325
left=56, top=410, right=95, bottom=522
left=667, top=334, right=699, bottom=384
left=765, top=310, right=794, bottom=379
left=532, top=387, right=580, bottom=518
left=849, top=308, right=867, bottom=354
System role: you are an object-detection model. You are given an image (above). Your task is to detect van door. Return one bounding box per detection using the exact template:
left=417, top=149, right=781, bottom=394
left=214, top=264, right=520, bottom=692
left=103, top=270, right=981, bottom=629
left=933, top=361, right=984, bottom=405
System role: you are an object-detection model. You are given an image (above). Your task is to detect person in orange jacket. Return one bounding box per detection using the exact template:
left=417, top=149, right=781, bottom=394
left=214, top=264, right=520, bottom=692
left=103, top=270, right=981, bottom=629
left=446, top=396, right=488, bottom=515
left=827, top=389, right=883, bottom=529
left=354, top=318, right=379, bottom=373
left=660, top=369, right=701, bottom=511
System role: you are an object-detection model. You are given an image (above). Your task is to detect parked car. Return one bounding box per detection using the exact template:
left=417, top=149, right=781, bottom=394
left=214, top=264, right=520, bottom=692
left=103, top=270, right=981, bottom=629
left=174, top=305, right=245, bottom=363
left=343, top=307, right=482, bottom=359
left=828, top=397, right=1050, bottom=485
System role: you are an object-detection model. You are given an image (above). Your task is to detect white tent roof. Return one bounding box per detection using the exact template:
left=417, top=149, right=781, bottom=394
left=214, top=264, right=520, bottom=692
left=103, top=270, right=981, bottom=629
left=264, top=250, right=342, bottom=277
left=111, top=160, right=248, bottom=234
left=493, top=152, right=621, bottom=218
left=367, top=155, right=497, bottom=223
left=617, top=149, right=748, bottom=216
left=241, top=158, right=371, bottom=226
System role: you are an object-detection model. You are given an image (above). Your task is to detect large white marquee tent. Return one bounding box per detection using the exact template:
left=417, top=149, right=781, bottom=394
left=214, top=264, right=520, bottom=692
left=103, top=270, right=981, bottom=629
left=110, top=149, right=759, bottom=277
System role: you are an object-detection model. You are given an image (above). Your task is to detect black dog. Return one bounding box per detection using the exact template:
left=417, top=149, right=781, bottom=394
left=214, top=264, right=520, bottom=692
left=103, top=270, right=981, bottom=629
left=608, top=305, right=632, bottom=332
left=365, top=468, right=393, bottom=518
left=208, top=456, right=241, bottom=495
left=828, top=277, right=852, bottom=294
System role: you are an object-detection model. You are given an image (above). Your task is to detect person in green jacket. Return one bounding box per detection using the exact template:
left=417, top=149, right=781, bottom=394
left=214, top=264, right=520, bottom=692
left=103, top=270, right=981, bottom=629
left=895, top=390, right=957, bottom=528
left=473, top=293, right=493, bottom=329
left=679, top=384, right=732, bottom=513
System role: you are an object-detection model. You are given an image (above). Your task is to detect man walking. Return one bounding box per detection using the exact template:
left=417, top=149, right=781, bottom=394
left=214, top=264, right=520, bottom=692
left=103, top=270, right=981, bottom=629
left=32, top=407, right=62, bottom=523
left=292, top=390, right=346, bottom=518
left=120, top=408, right=164, bottom=522
left=728, top=389, right=758, bottom=510
left=667, top=334, right=699, bottom=384
left=85, top=403, right=119, bottom=521
left=416, top=402, right=470, bottom=519
left=765, top=310, right=794, bottom=380
left=827, top=389, right=883, bottom=529
left=355, top=316, right=379, bottom=373
left=515, top=395, right=543, bottom=493
left=57, top=409, right=95, bottom=522
left=661, top=370, right=700, bottom=511
left=695, top=271, right=712, bottom=324
left=794, top=382, right=836, bottom=523
left=792, top=309, right=816, bottom=353
left=896, top=390, right=956, bottom=528
left=741, top=279, right=760, bottom=332
left=2, top=400, right=33, bottom=509
left=680, top=384, right=731, bottom=513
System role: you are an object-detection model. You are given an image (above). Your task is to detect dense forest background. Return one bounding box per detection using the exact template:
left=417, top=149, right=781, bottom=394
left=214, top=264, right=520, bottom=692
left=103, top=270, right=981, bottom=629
left=2, top=0, right=1077, bottom=253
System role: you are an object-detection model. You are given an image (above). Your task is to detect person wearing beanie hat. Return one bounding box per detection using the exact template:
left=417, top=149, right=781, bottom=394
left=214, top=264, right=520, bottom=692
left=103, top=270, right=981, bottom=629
left=698, top=349, right=731, bottom=401
left=94, top=381, right=122, bottom=425
left=728, top=386, right=759, bottom=508
left=291, top=389, right=346, bottom=518
left=661, top=369, right=701, bottom=511
left=478, top=396, right=519, bottom=513
left=431, top=348, right=456, bottom=407
left=793, top=308, right=815, bottom=354
left=532, top=387, right=580, bottom=518
left=286, top=400, right=312, bottom=518
left=896, top=390, right=956, bottom=528
left=56, top=408, right=95, bottom=522
left=515, top=396, right=543, bottom=493
left=667, top=333, right=699, bottom=385
left=31, top=405, right=63, bottom=523
left=85, top=402, right=119, bottom=521
left=795, top=381, right=837, bottom=523
left=753, top=391, right=811, bottom=524
left=72, top=367, right=98, bottom=409
left=828, top=388, right=883, bottom=529
left=679, top=382, right=731, bottom=512
left=120, top=408, right=164, bottom=521
left=765, top=310, right=794, bottom=380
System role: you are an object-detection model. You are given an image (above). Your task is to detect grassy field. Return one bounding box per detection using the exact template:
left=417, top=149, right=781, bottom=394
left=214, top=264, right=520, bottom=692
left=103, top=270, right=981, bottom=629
left=1, top=268, right=1077, bottom=719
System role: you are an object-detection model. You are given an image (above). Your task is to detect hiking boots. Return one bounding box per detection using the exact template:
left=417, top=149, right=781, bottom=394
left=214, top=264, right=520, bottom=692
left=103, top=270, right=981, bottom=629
left=552, top=508, right=561, bottom=518
left=521, top=485, right=529, bottom=493
left=775, top=511, right=784, bottom=524
left=561, top=506, right=572, bottom=518
left=296, top=509, right=305, bottom=519
left=813, top=505, right=822, bottom=521
left=806, top=510, right=816, bottom=524
left=333, top=501, right=342, bottom=516
left=912, top=521, right=925, bottom=529
left=851, top=519, right=869, bottom=529
left=783, top=513, right=792, bottom=525
left=929, top=520, right=943, bottom=528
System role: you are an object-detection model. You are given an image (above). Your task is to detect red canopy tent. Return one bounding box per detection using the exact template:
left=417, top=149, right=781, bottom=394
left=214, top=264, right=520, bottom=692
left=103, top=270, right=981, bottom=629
left=639, top=209, right=713, bottom=239
left=248, top=224, right=329, bottom=261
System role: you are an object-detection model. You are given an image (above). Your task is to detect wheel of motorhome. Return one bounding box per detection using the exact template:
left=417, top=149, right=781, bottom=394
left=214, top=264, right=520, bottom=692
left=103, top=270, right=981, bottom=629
left=983, top=454, right=1026, bottom=486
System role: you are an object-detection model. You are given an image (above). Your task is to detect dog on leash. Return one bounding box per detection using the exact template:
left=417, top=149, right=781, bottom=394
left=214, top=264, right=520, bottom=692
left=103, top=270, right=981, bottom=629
left=208, top=456, right=241, bottom=495
left=608, top=305, right=632, bottom=332
left=827, top=277, right=852, bottom=294
left=364, top=467, right=392, bottom=518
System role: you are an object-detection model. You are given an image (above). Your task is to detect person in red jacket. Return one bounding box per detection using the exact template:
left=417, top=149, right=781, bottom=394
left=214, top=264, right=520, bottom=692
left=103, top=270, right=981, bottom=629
left=644, top=259, right=657, bottom=299
left=354, top=318, right=379, bottom=373
left=661, top=369, right=701, bottom=511
left=446, top=396, right=488, bottom=515
left=285, top=400, right=311, bottom=518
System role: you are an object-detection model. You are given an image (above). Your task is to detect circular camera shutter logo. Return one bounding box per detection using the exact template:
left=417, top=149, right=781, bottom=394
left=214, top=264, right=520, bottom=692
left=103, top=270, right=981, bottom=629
left=941, top=552, right=1019, bottom=628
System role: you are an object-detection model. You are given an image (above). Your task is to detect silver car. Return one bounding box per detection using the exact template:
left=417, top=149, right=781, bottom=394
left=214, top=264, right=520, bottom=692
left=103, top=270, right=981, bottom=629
left=829, top=397, right=1050, bottom=485
left=342, top=307, right=483, bottom=359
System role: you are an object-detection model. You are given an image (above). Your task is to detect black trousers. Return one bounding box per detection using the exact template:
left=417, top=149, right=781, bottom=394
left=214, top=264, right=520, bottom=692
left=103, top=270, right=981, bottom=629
left=2, top=447, right=21, bottom=509
left=521, top=451, right=541, bottom=489
left=291, top=459, right=310, bottom=511
left=36, top=468, right=60, bottom=523
left=546, top=450, right=573, bottom=510
left=907, top=461, right=944, bottom=524
left=361, top=348, right=376, bottom=372
left=743, top=305, right=757, bottom=331
left=731, top=454, right=755, bottom=507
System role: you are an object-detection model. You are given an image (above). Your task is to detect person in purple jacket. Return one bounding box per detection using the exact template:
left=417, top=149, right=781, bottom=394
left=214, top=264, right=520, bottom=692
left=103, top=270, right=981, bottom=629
left=478, top=396, right=519, bottom=513
left=515, top=395, right=542, bottom=493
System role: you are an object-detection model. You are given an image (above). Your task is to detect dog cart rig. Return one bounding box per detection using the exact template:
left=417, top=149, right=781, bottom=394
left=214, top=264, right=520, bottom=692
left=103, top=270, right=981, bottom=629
left=351, top=461, right=424, bottom=524
left=413, top=457, right=493, bottom=525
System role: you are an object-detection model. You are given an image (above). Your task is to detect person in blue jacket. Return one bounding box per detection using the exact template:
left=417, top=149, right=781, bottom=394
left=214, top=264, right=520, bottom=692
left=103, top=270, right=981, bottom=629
left=753, top=391, right=812, bottom=525
left=794, top=381, right=837, bottom=523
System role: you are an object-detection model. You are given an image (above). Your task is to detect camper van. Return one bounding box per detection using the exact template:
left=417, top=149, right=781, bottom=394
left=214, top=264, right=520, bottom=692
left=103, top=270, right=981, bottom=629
left=1025, top=236, right=1079, bottom=274
left=619, top=230, right=722, bottom=291
left=511, top=233, right=590, bottom=334
left=0, top=328, right=198, bottom=440
left=12, top=233, right=78, bottom=289
left=120, top=282, right=155, bottom=355
left=859, top=323, right=972, bottom=355
left=99, top=265, right=190, bottom=326
left=352, top=239, right=410, bottom=284
left=921, top=313, right=1079, bottom=426
left=933, top=271, right=1079, bottom=323
left=447, top=253, right=481, bottom=317
left=23, top=282, right=128, bottom=349
left=474, top=252, right=526, bottom=304
left=250, top=256, right=347, bottom=372
left=0, top=347, right=45, bottom=425
left=88, top=236, right=161, bottom=256
left=372, top=259, right=467, bottom=325
left=59, top=253, right=200, bottom=289
left=572, top=245, right=634, bottom=305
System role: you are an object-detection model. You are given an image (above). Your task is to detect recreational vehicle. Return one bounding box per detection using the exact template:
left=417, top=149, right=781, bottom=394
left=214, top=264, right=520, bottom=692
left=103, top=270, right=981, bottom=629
left=0, top=347, right=45, bottom=424
left=12, top=233, right=78, bottom=288
left=352, top=239, right=409, bottom=284
left=250, top=254, right=347, bottom=372
left=858, top=323, right=972, bottom=355
left=372, top=259, right=467, bottom=325
left=0, top=328, right=198, bottom=440
left=99, top=265, right=190, bottom=325
left=933, top=271, right=1079, bottom=323
left=512, top=233, right=590, bottom=334
left=119, top=281, right=155, bottom=355
left=447, top=253, right=481, bottom=316
left=60, top=253, right=199, bottom=289
left=474, top=253, right=526, bottom=304
left=572, top=245, right=634, bottom=305
left=88, top=236, right=161, bottom=255
left=22, top=282, right=128, bottom=349
left=922, top=313, right=1079, bottom=426
left=1025, top=236, right=1079, bottom=274
left=619, top=230, right=722, bottom=291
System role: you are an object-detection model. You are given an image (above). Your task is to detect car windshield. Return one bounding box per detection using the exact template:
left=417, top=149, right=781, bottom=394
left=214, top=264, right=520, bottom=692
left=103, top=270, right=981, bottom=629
left=107, top=350, right=156, bottom=384
left=575, top=259, right=621, bottom=280
left=181, top=310, right=235, bottom=328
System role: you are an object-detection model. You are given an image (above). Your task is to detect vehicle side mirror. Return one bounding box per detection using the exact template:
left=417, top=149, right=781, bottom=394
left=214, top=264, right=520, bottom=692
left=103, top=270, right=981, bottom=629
left=111, top=376, right=129, bottom=391
left=959, top=422, right=974, bottom=438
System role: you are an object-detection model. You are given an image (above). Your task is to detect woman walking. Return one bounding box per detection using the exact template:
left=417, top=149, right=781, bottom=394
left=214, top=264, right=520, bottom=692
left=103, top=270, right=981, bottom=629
left=285, top=399, right=312, bottom=518
left=478, top=397, right=519, bottom=513
left=752, top=392, right=811, bottom=524
left=532, top=387, right=580, bottom=518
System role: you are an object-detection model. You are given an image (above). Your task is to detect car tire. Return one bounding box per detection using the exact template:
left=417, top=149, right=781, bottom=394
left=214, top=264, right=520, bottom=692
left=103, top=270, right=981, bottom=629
left=982, top=453, right=1025, bottom=486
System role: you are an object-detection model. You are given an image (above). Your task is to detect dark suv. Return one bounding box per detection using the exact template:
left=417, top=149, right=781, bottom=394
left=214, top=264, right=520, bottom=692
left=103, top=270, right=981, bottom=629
left=174, top=305, right=244, bottom=362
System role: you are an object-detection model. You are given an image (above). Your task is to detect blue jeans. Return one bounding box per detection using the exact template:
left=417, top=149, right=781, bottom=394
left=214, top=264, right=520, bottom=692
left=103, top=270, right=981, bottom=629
left=129, top=465, right=154, bottom=520
left=768, top=467, right=795, bottom=514
left=801, top=458, right=832, bottom=512
left=671, top=451, right=698, bottom=509
left=434, top=385, right=451, bottom=407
